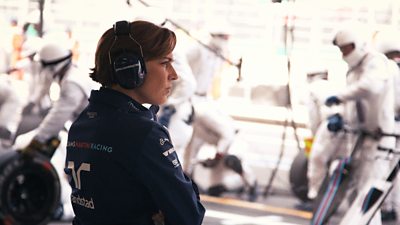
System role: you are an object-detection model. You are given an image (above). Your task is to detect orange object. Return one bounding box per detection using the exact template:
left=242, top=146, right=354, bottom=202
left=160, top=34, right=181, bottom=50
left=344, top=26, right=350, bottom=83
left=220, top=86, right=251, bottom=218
left=303, top=137, right=314, bottom=158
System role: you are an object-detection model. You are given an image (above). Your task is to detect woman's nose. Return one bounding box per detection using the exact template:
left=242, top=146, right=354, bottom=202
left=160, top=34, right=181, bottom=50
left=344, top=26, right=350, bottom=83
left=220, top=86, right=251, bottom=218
left=169, top=65, right=178, bottom=80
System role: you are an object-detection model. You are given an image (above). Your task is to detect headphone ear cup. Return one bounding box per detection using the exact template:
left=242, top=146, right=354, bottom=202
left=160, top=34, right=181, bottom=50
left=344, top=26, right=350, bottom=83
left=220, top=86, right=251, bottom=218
left=113, top=52, right=146, bottom=89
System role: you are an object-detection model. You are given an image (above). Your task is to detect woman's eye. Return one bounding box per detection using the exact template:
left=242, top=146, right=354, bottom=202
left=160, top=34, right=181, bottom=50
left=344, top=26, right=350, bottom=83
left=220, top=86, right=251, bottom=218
left=161, top=62, right=170, bottom=68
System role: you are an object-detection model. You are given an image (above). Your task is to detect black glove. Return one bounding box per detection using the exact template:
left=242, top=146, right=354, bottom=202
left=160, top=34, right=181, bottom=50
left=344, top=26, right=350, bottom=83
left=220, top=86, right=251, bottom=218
left=325, top=96, right=342, bottom=106
left=184, top=105, right=195, bottom=125
left=327, top=113, right=344, bottom=132
left=20, top=137, right=61, bottom=159
left=201, top=152, right=224, bottom=168
left=158, top=105, right=176, bottom=127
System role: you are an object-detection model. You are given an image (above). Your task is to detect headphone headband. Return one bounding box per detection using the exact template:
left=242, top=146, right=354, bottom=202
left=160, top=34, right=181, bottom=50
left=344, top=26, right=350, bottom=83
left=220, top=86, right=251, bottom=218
left=108, top=21, right=144, bottom=64
left=114, top=21, right=130, bottom=36
left=108, top=20, right=147, bottom=89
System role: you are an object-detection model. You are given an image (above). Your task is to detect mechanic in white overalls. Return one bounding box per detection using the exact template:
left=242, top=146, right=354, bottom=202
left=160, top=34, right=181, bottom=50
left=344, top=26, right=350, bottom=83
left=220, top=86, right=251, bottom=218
left=0, top=75, right=24, bottom=149
left=373, top=30, right=400, bottom=222
left=307, top=26, right=396, bottom=225
left=182, top=26, right=258, bottom=200
left=20, top=41, right=99, bottom=221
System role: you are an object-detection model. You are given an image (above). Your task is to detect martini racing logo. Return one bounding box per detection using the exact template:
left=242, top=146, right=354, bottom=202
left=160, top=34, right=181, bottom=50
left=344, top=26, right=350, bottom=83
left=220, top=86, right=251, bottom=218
left=67, top=141, right=113, bottom=153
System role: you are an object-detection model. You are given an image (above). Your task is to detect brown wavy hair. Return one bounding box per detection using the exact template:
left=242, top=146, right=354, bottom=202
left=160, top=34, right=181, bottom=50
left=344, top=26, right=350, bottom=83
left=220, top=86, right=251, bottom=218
left=90, top=20, right=176, bottom=86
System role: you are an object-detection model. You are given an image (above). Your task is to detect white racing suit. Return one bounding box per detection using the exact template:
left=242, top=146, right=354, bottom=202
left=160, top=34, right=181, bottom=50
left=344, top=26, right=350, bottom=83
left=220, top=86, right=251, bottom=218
left=183, top=97, right=236, bottom=175
left=307, top=52, right=396, bottom=225
left=14, top=58, right=45, bottom=106
left=380, top=59, right=400, bottom=219
left=21, top=64, right=99, bottom=220
left=0, top=75, right=24, bottom=148
left=184, top=97, right=256, bottom=192
left=180, top=34, right=228, bottom=174
left=182, top=35, right=229, bottom=175
left=181, top=36, right=257, bottom=195
left=306, top=78, right=343, bottom=136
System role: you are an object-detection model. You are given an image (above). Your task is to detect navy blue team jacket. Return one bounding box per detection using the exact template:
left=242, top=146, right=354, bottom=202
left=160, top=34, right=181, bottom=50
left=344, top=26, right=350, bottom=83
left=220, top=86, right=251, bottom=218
left=65, top=87, right=205, bottom=225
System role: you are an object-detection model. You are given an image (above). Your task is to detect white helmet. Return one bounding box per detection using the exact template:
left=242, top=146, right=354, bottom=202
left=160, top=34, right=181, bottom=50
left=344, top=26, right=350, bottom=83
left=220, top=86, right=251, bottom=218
left=332, top=26, right=368, bottom=67
left=39, top=43, right=72, bottom=80
left=376, top=39, right=400, bottom=55
left=374, top=30, right=400, bottom=55
left=333, top=28, right=361, bottom=47
left=39, top=43, right=72, bottom=67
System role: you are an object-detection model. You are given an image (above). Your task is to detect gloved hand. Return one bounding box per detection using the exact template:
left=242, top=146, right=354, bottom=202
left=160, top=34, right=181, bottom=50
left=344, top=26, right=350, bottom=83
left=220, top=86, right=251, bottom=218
left=158, top=105, right=176, bottom=127
left=201, top=152, right=224, bottom=168
left=325, top=96, right=342, bottom=106
left=20, top=137, right=61, bottom=159
left=327, top=113, right=344, bottom=132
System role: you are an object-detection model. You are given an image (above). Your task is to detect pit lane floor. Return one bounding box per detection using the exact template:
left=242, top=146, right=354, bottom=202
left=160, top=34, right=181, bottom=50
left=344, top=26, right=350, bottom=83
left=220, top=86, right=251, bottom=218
left=49, top=191, right=399, bottom=225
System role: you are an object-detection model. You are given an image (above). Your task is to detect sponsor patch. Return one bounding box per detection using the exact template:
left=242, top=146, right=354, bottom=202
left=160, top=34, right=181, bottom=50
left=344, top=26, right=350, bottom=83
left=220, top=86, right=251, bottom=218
left=162, top=148, right=175, bottom=156
left=159, top=138, right=170, bottom=146
left=67, top=141, right=113, bottom=153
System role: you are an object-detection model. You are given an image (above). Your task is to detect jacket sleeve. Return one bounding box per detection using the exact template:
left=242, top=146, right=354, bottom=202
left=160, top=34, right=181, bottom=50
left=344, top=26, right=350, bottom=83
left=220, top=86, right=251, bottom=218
left=134, top=125, right=205, bottom=225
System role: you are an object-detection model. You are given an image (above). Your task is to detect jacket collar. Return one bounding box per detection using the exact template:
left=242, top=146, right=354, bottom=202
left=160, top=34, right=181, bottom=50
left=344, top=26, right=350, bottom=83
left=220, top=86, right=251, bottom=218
left=89, top=87, right=159, bottom=120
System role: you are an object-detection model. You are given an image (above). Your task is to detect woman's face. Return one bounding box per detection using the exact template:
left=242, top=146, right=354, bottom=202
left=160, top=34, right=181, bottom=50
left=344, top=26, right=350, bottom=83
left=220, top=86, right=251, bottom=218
left=134, top=52, right=178, bottom=105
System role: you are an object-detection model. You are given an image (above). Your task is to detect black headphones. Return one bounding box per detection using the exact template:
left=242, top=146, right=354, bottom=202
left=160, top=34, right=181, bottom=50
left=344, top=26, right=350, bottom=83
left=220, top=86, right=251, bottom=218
left=108, top=20, right=147, bottom=89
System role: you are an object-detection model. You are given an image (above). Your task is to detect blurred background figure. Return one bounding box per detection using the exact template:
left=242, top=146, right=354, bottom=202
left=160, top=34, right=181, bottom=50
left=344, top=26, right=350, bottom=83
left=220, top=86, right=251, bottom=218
left=65, top=27, right=81, bottom=64
left=307, top=24, right=396, bottom=225
left=14, top=40, right=100, bottom=221
left=0, top=74, right=25, bottom=149
left=303, top=65, right=343, bottom=137
left=172, top=23, right=258, bottom=201
left=134, top=10, right=257, bottom=201
left=373, top=29, right=400, bottom=223
left=8, top=10, right=41, bottom=80
left=373, top=29, right=400, bottom=121
left=291, top=64, right=345, bottom=210
left=9, top=36, right=44, bottom=101
left=182, top=23, right=233, bottom=173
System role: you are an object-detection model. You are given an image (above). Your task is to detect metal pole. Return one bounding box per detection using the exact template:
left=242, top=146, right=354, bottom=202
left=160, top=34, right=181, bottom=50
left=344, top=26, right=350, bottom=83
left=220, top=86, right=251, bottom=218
left=38, top=0, right=44, bottom=37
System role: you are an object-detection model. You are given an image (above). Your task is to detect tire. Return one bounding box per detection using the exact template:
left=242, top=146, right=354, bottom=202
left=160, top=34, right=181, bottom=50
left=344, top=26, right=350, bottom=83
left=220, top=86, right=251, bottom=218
left=0, top=151, right=61, bottom=225
left=289, top=151, right=310, bottom=202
